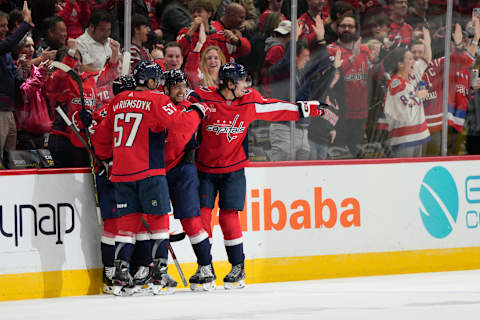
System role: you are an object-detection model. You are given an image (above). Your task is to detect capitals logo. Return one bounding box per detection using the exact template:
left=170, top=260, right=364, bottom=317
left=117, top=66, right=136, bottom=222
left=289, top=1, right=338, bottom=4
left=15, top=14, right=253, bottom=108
left=206, top=114, right=246, bottom=142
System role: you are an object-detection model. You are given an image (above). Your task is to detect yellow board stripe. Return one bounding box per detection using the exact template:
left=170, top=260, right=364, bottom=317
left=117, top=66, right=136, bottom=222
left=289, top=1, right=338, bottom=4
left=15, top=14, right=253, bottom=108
left=1, top=247, right=480, bottom=301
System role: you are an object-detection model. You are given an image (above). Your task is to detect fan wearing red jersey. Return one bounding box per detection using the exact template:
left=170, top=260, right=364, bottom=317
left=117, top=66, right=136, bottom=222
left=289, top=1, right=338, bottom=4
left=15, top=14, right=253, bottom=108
left=162, top=69, right=215, bottom=292
left=92, top=61, right=209, bottom=296
left=46, top=38, right=120, bottom=168
left=188, top=63, right=325, bottom=290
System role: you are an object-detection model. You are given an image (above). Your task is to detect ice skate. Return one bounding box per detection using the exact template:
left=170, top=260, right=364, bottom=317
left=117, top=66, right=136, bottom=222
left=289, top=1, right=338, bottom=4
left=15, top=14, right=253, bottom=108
left=189, top=263, right=216, bottom=292
left=112, top=260, right=135, bottom=296
left=102, top=266, right=115, bottom=294
left=132, top=266, right=153, bottom=294
left=223, top=262, right=245, bottom=290
left=151, top=259, right=178, bottom=295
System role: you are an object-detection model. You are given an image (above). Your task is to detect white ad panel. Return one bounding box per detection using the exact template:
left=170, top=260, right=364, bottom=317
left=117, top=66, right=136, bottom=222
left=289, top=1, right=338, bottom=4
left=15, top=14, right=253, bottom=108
left=0, top=173, right=102, bottom=275
left=2, top=160, right=480, bottom=274
left=171, top=160, right=480, bottom=263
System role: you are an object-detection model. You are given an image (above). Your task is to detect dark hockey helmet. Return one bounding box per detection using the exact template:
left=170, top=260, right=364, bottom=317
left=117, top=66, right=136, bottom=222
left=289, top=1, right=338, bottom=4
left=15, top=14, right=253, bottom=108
left=218, top=62, right=248, bottom=88
left=112, top=75, right=136, bottom=95
left=132, top=60, right=163, bottom=86
left=163, top=69, right=188, bottom=89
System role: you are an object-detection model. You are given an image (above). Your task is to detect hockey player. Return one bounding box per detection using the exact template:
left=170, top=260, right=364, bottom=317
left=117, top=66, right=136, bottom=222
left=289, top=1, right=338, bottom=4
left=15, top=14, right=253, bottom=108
left=162, top=69, right=215, bottom=291
left=91, top=61, right=210, bottom=296
left=92, top=75, right=136, bottom=294
left=188, top=62, right=325, bottom=289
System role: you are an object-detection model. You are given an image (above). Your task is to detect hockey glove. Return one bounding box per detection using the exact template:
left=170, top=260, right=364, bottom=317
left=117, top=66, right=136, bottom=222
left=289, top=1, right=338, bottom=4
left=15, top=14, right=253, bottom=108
left=188, top=102, right=211, bottom=119
left=79, top=109, right=93, bottom=128
left=297, top=101, right=327, bottom=118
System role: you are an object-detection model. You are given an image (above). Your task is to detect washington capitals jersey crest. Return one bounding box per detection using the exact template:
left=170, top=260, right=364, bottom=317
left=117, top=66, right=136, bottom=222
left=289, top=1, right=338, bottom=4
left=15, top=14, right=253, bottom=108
left=188, top=87, right=301, bottom=174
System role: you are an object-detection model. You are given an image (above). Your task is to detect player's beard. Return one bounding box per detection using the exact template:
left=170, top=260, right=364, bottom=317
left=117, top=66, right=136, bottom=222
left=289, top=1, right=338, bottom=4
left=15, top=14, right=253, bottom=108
left=339, top=31, right=357, bottom=43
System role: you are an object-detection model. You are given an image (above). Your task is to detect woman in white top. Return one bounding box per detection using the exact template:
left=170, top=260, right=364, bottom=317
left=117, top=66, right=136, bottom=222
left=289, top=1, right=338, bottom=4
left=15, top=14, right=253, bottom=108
left=383, top=47, right=431, bottom=157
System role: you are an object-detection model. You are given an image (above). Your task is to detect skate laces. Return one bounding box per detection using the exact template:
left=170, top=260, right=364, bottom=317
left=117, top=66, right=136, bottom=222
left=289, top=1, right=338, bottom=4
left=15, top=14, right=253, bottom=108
left=200, top=265, right=214, bottom=277
left=104, top=266, right=115, bottom=280
left=133, top=266, right=150, bottom=280
left=228, top=264, right=243, bottom=278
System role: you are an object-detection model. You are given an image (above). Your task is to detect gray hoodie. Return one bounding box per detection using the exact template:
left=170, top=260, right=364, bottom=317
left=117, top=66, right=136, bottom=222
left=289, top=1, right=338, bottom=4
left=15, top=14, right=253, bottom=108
left=264, top=36, right=285, bottom=53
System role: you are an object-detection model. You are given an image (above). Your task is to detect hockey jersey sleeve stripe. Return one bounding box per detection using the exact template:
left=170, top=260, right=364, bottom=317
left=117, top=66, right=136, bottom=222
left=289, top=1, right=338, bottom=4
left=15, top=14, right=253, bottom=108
left=254, top=102, right=298, bottom=113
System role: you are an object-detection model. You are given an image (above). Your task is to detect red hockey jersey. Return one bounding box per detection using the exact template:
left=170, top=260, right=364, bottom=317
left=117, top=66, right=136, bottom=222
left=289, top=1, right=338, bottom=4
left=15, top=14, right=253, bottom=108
left=92, top=90, right=202, bottom=182
left=165, top=100, right=198, bottom=171
left=298, top=12, right=319, bottom=49
left=58, top=0, right=91, bottom=39
left=421, top=49, right=474, bottom=132
left=188, top=87, right=303, bottom=174
left=328, top=43, right=372, bottom=119
left=388, top=21, right=413, bottom=46
left=46, top=54, right=119, bottom=148
left=176, top=26, right=217, bottom=59
left=450, top=70, right=470, bottom=131
left=206, top=21, right=251, bottom=63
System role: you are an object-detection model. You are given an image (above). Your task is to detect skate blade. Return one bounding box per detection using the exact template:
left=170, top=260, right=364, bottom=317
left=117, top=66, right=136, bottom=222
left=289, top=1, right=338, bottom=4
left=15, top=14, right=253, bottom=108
left=152, top=285, right=176, bottom=295
left=190, top=281, right=216, bottom=292
left=112, top=285, right=136, bottom=296
left=224, top=279, right=245, bottom=290
left=103, top=284, right=114, bottom=295
left=132, top=283, right=153, bottom=295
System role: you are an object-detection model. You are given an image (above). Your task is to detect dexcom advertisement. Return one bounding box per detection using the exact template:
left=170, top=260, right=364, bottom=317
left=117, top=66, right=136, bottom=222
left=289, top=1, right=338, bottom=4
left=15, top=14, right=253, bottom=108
left=0, top=172, right=102, bottom=275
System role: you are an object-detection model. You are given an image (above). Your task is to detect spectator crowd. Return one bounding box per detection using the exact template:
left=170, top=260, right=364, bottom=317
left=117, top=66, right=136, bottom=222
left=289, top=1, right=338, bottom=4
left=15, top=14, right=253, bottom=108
left=1, top=0, right=480, bottom=169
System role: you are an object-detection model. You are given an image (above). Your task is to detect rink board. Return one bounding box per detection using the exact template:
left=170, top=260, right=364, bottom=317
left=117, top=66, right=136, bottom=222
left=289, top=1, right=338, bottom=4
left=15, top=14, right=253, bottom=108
left=1, top=158, right=480, bottom=301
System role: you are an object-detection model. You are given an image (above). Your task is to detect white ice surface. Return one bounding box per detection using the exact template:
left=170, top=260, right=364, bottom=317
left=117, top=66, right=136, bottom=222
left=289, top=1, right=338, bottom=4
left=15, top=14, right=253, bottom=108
left=2, top=270, right=480, bottom=320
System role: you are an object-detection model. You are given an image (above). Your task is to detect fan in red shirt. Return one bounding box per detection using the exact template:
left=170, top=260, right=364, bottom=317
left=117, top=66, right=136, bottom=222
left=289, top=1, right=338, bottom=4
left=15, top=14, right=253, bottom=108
left=298, top=0, right=328, bottom=49
left=188, top=63, right=326, bottom=290
left=388, top=0, right=413, bottom=47
left=176, top=0, right=217, bottom=59
left=46, top=38, right=120, bottom=168
left=207, top=3, right=251, bottom=63
left=58, top=0, right=91, bottom=39
left=258, top=0, right=287, bottom=31
left=92, top=61, right=209, bottom=296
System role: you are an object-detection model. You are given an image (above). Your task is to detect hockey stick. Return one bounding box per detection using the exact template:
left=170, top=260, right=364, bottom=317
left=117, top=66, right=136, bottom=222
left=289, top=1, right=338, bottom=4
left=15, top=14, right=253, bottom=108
left=140, top=218, right=188, bottom=287
left=51, top=61, right=102, bottom=225
left=55, top=107, right=102, bottom=225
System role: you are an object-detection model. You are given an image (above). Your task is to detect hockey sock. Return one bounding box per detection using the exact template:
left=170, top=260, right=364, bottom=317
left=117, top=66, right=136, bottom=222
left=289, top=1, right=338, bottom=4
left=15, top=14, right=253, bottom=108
left=151, top=239, right=169, bottom=261
left=114, top=242, right=134, bottom=263
left=101, top=242, right=115, bottom=267
left=219, top=209, right=244, bottom=265
left=114, top=213, right=141, bottom=263
left=101, top=218, right=116, bottom=267
left=147, top=214, right=169, bottom=261
left=130, top=240, right=152, bottom=272
left=181, top=216, right=212, bottom=265
left=200, top=207, right=213, bottom=238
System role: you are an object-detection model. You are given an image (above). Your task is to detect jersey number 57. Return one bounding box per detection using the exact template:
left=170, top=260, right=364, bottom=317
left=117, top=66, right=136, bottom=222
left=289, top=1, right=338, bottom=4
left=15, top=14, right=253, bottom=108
left=114, top=112, right=143, bottom=147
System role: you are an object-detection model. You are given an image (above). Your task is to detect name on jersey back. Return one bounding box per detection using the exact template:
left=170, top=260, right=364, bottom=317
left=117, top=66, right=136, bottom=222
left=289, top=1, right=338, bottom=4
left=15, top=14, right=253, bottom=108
left=113, top=99, right=152, bottom=112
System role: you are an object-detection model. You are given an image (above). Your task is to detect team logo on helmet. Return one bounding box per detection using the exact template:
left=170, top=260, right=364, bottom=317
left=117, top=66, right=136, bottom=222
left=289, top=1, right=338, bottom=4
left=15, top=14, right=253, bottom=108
left=133, top=60, right=163, bottom=85
left=163, top=69, right=188, bottom=88
left=113, top=75, right=136, bottom=95
left=218, top=63, right=247, bottom=85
